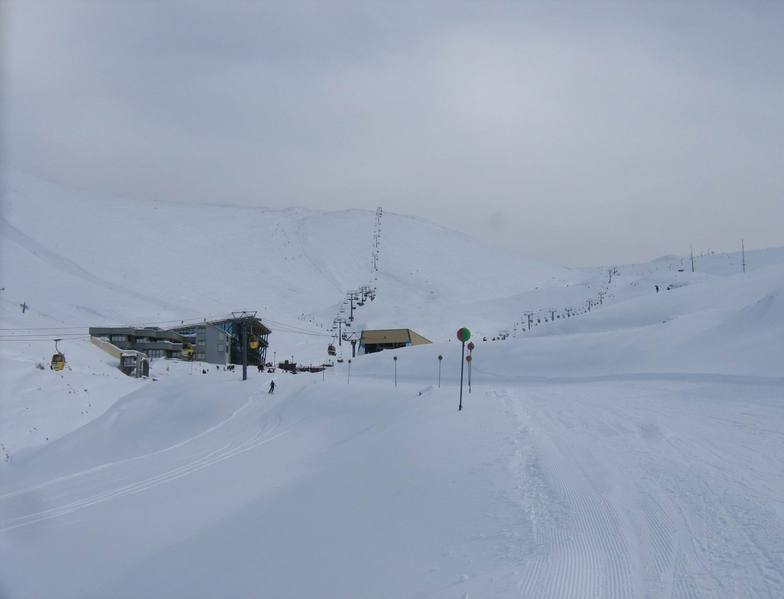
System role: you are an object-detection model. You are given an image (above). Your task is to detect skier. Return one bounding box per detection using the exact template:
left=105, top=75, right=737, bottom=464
left=655, top=284, right=659, bottom=293
left=268, top=380, right=275, bottom=394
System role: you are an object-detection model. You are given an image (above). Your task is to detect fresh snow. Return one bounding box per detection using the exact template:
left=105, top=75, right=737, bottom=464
left=1, top=170, right=783, bottom=598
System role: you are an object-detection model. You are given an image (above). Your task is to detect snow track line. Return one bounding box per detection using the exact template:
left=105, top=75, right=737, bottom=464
left=0, top=395, right=260, bottom=500
left=640, top=495, right=676, bottom=596
left=512, top=382, right=784, bottom=598
left=524, top=476, right=634, bottom=598
left=510, top=392, right=636, bottom=598
left=0, top=390, right=313, bottom=532
left=0, top=420, right=293, bottom=532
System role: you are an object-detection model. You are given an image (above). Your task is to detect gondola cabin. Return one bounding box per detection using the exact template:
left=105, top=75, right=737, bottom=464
left=50, top=352, right=66, bottom=371
left=50, top=338, right=66, bottom=371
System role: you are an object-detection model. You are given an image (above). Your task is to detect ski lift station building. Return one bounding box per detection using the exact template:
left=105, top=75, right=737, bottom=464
left=358, top=328, right=431, bottom=355
left=169, top=316, right=271, bottom=366
left=89, top=327, right=189, bottom=360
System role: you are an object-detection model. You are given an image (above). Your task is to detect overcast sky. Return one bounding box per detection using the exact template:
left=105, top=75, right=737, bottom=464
left=2, top=1, right=782, bottom=266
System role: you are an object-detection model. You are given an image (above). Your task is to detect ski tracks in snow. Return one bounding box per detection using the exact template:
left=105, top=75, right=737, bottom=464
left=0, top=392, right=301, bottom=532
left=500, top=388, right=636, bottom=599
left=500, top=381, right=784, bottom=599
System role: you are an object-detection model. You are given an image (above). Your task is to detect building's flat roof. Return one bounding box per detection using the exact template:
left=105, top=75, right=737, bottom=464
left=170, top=317, right=272, bottom=336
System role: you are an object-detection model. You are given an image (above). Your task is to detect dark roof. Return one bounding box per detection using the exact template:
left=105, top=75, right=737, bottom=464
left=187, top=317, right=272, bottom=336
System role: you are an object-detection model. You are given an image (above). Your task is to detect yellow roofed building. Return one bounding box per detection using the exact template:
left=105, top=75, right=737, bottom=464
left=359, top=328, right=431, bottom=355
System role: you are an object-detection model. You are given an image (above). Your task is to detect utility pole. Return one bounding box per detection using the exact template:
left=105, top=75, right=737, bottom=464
left=232, top=311, right=257, bottom=381
left=690, top=245, right=695, bottom=273
left=742, top=239, right=746, bottom=273
left=342, top=331, right=360, bottom=357
left=242, top=324, right=247, bottom=380
left=348, top=292, right=357, bottom=321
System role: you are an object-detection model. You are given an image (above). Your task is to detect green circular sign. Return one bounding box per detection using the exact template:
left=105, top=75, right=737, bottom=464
left=456, top=327, right=471, bottom=342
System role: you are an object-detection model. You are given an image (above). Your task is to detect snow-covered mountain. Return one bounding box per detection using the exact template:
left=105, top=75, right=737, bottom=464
left=1, top=169, right=570, bottom=335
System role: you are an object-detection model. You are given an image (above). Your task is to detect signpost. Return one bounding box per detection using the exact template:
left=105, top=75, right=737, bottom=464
left=456, top=327, right=471, bottom=411
left=467, top=341, right=475, bottom=394
left=437, top=354, right=443, bottom=388
left=393, top=355, right=398, bottom=387
left=347, top=359, right=352, bottom=384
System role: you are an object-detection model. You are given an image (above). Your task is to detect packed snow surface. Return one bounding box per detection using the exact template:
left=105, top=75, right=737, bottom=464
left=1, top=170, right=783, bottom=598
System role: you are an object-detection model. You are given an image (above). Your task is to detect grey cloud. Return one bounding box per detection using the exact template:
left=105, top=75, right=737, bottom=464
left=2, top=0, right=782, bottom=265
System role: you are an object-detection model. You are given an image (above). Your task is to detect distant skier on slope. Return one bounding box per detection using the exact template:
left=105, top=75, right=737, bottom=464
left=268, top=380, right=275, bottom=394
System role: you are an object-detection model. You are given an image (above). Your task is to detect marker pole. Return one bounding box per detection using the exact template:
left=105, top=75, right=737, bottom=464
left=459, top=341, right=465, bottom=411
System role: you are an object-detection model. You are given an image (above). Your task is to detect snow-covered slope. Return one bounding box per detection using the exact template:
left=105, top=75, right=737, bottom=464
left=1, top=169, right=570, bottom=334
left=2, top=356, right=783, bottom=598
left=0, top=169, right=569, bottom=452
left=2, top=169, right=784, bottom=598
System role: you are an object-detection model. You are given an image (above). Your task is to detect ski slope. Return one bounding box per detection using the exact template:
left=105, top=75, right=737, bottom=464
left=2, top=368, right=782, bottom=598
left=2, top=170, right=784, bottom=598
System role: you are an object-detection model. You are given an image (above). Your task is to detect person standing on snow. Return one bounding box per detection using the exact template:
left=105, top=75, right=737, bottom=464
left=268, top=380, right=275, bottom=394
